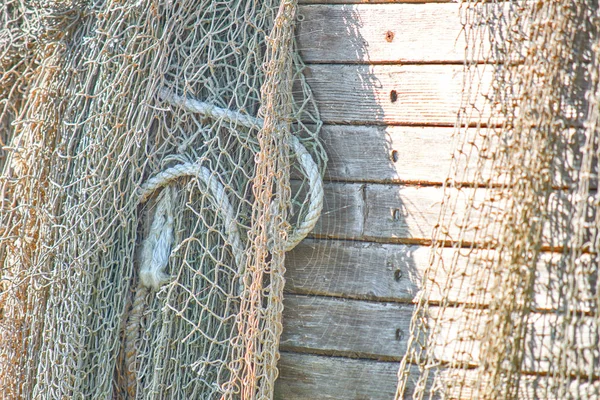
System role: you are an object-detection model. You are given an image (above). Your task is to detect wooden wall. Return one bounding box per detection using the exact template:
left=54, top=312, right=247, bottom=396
left=276, top=1, right=467, bottom=398
left=274, top=1, right=600, bottom=399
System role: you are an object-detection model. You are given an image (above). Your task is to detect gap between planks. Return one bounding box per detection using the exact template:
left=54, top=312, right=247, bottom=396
left=280, top=293, right=600, bottom=378
left=275, top=351, right=600, bottom=400
left=285, top=238, right=597, bottom=312
left=297, top=180, right=595, bottom=248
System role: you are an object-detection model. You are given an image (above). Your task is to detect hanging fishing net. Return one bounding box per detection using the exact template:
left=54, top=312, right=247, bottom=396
left=397, top=1, right=599, bottom=399
left=0, top=1, right=325, bottom=399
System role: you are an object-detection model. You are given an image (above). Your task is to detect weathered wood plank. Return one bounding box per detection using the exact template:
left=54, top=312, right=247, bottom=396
left=280, top=295, right=600, bottom=375
left=317, top=125, right=592, bottom=187
left=307, top=181, right=366, bottom=239
left=276, top=352, right=401, bottom=400
left=297, top=4, right=469, bottom=63
left=281, top=294, right=411, bottom=360
left=300, top=64, right=490, bottom=125
left=285, top=239, right=598, bottom=311
left=311, top=182, right=436, bottom=242
left=285, top=239, right=422, bottom=302
left=362, top=184, right=445, bottom=242
left=276, top=352, right=600, bottom=400
left=309, top=182, right=592, bottom=248
left=310, top=182, right=458, bottom=243
left=320, top=125, right=459, bottom=184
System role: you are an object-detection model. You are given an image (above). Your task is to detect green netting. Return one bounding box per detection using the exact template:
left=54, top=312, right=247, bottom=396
left=397, top=2, right=599, bottom=399
left=0, top=1, right=325, bottom=398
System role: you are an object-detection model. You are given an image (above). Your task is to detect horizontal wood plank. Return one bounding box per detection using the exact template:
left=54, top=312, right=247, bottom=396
left=285, top=239, right=598, bottom=312
left=300, top=64, right=491, bottom=125
left=297, top=4, right=469, bottom=63
left=281, top=294, right=412, bottom=360
left=320, top=125, right=458, bottom=184
left=281, top=294, right=599, bottom=376
left=286, top=239, right=423, bottom=302
left=309, top=182, right=592, bottom=248
left=308, top=181, right=366, bottom=239
left=276, top=353, right=401, bottom=400
left=317, top=125, right=593, bottom=187
left=276, top=352, right=600, bottom=400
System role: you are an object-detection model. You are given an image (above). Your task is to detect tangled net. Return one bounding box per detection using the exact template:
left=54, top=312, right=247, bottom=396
left=0, top=1, right=325, bottom=399
left=397, top=1, right=600, bottom=399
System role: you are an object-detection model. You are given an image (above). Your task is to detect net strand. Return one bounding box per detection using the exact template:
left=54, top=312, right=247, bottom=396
left=0, top=1, right=324, bottom=399
left=397, top=2, right=600, bottom=399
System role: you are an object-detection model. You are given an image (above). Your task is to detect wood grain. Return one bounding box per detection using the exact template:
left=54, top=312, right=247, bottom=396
left=280, top=294, right=599, bottom=375
left=319, top=125, right=459, bottom=184
left=276, top=352, right=402, bottom=400
left=308, top=182, right=591, bottom=248
left=316, top=125, right=591, bottom=187
left=276, top=352, right=600, bottom=400
left=285, top=239, right=598, bottom=311
left=304, top=181, right=366, bottom=239
left=299, top=64, right=491, bottom=125
left=297, top=4, right=470, bottom=63
left=280, top=294, right=412, bottom=360
left=285, top=238, right=423, bottom=302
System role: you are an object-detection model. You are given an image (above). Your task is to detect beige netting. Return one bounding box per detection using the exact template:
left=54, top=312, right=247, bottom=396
left=0, top=1, right=325, bottom=399
left=397, top=1, right=599, bottom=399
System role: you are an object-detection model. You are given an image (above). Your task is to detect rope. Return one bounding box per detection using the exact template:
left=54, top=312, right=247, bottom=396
left=124, top=284, right=148, bottom=398
left=138, top=163, right=245, bottom=269
left=159, top=88, right=323, bottom=250
left=159, top=88, right=262, bottom=132
left=285, top=135, right=323, bottom=251
left=139, top=188, right=175, bottom=290
left=125, top=163, right=245, bottom=397
left=125, top=88, right=323, bottom=397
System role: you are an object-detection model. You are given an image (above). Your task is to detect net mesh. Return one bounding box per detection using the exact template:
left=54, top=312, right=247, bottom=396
left=0, top=1, right=325, bottom=399
left=397, top=1, right=600, bottom=399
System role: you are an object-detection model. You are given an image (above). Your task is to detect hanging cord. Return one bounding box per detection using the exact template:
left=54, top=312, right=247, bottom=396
left=124, top=163, right=244, bottom=398
left=159, top=88, right=324, bottom=251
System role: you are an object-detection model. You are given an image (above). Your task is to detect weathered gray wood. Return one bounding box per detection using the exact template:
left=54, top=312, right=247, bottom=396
left=310, top=182, right=438, bottom=243
left=309, top=182, right=592, bottom=247
left=306, top=181, right=366, bottom=240
left=300, top=64, right=491, bottom=125
left=281, top=294, right=412, bottom=360
left=297, top=4, right=470, bottom=63
left=276, top=352, right=600, bottom=400
left=310, top=182, right=462, bottom=243
left=281, top=295, right=599, bottom=375
left=362, top=184, right=445, bottom=242
left=285, top=239, right=423, bottom=302
left=320, top=125, right=459, bottom=184
left=313, top=125, right=591, bottom=187
left=275, top=352, right=402, bottom=400
left=286, top=239, right=599, bottom=311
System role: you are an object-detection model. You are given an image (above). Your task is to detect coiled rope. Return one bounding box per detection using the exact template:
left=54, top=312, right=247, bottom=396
left=159, top=87, right=323, bottom=252
left=124, top=88, right=324, bottom=397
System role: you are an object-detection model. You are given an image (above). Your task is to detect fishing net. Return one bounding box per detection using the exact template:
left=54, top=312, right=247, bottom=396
left=0, top=1, right=325, bottom=399
left=397, top=1, right=599, bottom=399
